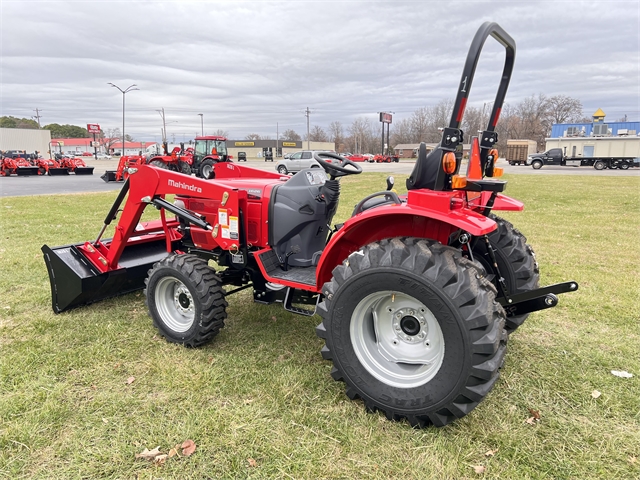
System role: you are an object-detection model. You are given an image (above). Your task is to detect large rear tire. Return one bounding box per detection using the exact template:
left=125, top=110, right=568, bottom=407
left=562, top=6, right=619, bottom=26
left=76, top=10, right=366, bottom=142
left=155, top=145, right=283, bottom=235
left=472, top=215, right=539, bottom=332
left=198, top=159, right=215, bottom=179
left=179, top=161, right=192, bottom=175
left=150, top=159, right=168, bottom=169
left=316, top=238, right=507, bottom=427
left=145, top=254, right=227, bottom=347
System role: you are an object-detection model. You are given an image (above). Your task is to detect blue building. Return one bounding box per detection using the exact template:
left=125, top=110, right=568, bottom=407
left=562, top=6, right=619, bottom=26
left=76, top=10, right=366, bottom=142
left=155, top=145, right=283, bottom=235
left=550, top=108, right=639, bottom=138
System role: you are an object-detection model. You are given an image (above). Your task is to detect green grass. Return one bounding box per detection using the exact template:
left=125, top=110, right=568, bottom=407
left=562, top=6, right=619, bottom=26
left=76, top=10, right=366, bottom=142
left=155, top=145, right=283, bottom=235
left=1, top=173, right=639, bottom=479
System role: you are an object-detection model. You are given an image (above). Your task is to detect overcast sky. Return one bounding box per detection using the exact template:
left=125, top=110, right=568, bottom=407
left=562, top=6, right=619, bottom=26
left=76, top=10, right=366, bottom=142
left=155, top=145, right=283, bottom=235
left=1, top=1, right=638, bottom=143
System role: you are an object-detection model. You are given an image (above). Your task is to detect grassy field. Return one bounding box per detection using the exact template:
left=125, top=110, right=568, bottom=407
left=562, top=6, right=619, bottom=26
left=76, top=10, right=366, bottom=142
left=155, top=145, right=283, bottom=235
left=1, top=173, right=638, bottom=479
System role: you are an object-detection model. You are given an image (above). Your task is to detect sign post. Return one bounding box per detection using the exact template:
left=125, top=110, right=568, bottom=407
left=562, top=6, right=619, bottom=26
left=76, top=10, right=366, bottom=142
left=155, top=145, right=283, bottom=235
left=379, top=113, right=392, bottom=156
left=87, top=124, right=101, bottom=159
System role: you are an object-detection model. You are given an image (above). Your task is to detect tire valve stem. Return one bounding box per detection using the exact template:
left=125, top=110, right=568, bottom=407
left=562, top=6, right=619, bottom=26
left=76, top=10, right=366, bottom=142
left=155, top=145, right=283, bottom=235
left=391, top=293, right=395, bottom=303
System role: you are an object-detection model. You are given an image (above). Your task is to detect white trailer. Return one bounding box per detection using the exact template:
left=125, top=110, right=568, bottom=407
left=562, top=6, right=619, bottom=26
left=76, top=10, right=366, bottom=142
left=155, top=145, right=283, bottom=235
left=527, top=136, right=640, bottom=170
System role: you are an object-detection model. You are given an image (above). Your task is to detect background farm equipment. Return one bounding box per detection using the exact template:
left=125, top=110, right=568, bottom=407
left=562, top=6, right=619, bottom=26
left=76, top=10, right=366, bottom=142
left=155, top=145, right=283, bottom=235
left=43, top=22, right=577, bottom=428
left=373, top=153, right=399, bottom=163
left=101, top=155, right=146, bottom=182
left=33, top=157, right=69, bottom=175
left=57, top=155, right=94, bottom=175
left=0, top=151, right=40, bottom=176
left=147, top=142, right=195, bottom=175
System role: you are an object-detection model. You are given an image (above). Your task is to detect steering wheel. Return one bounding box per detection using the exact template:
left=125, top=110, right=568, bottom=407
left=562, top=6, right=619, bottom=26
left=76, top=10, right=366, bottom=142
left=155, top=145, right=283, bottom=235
left=313, top=152, right=363, bottom=178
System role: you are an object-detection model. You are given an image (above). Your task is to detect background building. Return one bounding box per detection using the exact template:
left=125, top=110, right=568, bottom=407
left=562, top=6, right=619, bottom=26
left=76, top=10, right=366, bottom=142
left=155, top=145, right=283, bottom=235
left=0, top=128, right=51, bottom=155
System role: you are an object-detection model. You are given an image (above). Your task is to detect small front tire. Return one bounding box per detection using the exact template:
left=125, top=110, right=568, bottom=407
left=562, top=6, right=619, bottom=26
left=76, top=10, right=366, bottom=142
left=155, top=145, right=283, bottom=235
left=145, top=254, right=227, bottom=347
left=531, top=160, right=543, bottom=170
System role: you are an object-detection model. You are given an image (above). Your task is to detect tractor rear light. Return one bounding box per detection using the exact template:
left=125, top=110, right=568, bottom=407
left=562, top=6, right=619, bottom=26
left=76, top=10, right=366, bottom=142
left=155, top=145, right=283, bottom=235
left=492, top=167, right=504, bottom=177
left=451, top=175, right=467, bottom=189
left=442, top=152, right=456, bottom=174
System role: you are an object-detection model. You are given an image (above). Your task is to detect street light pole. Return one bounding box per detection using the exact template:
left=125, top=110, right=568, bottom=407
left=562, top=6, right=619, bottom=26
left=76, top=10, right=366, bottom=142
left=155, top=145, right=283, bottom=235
left=198, top=113, right=204, bottom=136
left=108, top=83, right=139, bottom=156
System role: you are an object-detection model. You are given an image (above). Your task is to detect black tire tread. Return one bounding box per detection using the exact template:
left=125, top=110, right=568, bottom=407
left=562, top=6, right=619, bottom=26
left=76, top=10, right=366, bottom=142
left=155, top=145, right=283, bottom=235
left=316, top=237, right=507, bottom=427
left=483, top=214, right=540, bottom=332
left=145, top=254, right=228, bottom=347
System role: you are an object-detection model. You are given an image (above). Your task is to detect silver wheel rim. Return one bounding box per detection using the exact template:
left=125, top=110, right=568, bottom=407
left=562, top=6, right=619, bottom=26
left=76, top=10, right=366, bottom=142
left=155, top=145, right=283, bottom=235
left=350, top=290, right=445, bottom=388
left=202, top=164, right=212, bottom=178
left=278, top=166, right=287, bottom=174
left=155, top=276, right=195, bottom=333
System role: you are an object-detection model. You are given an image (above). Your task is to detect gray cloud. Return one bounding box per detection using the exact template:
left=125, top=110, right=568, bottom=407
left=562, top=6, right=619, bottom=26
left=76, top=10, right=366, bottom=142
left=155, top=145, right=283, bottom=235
left=1, top=1, right=638, bottom=141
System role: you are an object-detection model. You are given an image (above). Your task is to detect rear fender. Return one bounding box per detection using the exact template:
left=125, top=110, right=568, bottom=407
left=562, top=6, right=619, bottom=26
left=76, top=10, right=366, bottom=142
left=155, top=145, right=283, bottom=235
left=315, top=203, right=497, bottom=289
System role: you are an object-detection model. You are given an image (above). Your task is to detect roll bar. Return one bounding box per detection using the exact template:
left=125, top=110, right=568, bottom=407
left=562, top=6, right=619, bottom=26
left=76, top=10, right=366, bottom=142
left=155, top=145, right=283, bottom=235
left=407, top=22, right=516, bottom=191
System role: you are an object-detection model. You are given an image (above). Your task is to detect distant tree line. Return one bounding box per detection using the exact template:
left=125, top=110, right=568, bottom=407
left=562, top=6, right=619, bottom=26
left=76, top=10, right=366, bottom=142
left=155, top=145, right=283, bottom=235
left=3, top=94, right=587, bottom=153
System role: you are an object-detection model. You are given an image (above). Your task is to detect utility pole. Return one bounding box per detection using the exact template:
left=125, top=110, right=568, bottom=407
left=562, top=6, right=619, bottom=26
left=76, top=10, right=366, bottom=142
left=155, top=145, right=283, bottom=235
left=157, top=108, right=167, bottom=143
left=305, top=107, right=311, bottom=150
left=276, top=122, right=279, bottom=157
left=198, top=113, right=204, bottom=136
left=32, top=108, right=42, bottom=128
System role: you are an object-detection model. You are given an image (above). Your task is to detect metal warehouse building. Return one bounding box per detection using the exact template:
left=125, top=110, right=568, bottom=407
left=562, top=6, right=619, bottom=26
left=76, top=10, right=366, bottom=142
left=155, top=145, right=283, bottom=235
left=0, top=128, right=52, bottom=156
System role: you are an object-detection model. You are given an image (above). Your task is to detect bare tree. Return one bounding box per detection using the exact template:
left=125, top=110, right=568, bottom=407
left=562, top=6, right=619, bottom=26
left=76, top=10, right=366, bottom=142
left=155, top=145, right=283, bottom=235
left=282, top=129, right=301, bottom=141
left=390, top=118, right=413, bottom=146
left=213, top=129, right=229, bottom=137
left=328, top=121, right=344, bottom=150
left=309, top=125, right=328, bottom=142
left=101, top=127, right=121, bottom=154
left=546, top=95, right=584, bottom=125
left=245, top=133, right=262, bottom=140
left=410, top=107, right=431, bottom=143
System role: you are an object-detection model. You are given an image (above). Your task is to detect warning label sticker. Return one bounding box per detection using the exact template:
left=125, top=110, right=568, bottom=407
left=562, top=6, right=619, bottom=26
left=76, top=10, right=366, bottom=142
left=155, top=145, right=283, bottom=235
left=221, top=226, right=230, bottom=239
left=218, top=209, right=228, bottom=226
left=229, top=216, right=238, bottom=240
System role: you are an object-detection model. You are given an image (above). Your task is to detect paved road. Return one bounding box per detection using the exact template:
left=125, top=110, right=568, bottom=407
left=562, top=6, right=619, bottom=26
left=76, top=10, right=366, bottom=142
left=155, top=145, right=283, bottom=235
left=2, top=159, right=638, bottom=197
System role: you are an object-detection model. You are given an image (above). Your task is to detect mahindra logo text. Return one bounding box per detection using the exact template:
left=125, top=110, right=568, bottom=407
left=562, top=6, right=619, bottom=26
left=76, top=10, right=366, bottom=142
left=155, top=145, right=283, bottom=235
left=167, top=179, right=202, bottom=193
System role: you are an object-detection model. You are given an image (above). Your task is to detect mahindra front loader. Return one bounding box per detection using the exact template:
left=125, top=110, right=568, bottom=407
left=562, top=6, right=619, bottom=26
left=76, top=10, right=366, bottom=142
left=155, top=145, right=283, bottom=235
left=42, top=22, right=577, bottom=428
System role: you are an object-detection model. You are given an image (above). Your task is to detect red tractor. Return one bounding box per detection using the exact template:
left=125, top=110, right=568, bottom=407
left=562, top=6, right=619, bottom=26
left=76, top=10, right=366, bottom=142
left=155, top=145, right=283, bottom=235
left=33, top=157, right=69, bottom=176
left=146, top=137, right=232, bottom=179
left=0, top=151, right=40, bottom=176
left=42, top=23, right=577, bottom=427
left=374, top=153, right=400, bottom=163
left=101, top=155, right=147, bottom=182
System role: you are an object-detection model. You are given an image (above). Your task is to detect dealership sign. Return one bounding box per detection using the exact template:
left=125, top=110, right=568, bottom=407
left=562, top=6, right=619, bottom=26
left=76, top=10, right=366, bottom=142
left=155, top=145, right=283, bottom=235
left=282, top=142, right=297, bottom=147
left=379, top=113, right=392, bottom=124
left=87, top=124, right=101, bottom=134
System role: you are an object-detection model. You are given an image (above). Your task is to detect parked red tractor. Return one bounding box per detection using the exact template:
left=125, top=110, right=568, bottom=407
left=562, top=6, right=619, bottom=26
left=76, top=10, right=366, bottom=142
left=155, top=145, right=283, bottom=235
left=101, top=154, right=147, bottom=182
left=374, top=153, right=400, bottom=163
left=146, top=137, right=232, bottom=179
left=33, top=157, right=69, bottom=176
left=0, top=151, right=40, bottom=176
left=42, top=23, right=577, bottom=427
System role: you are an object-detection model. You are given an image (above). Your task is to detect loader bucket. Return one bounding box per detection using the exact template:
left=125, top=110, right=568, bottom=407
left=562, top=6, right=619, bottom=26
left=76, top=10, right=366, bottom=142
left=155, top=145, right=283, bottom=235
left=16, top=167, right=41, bottom=176
left=101, top=170, right=119, bottom=182
left=48, top=168, right=70, bottom=176
left=42, top=239, right=170, bottom=313
left=73, top=167, right=94, bottom=175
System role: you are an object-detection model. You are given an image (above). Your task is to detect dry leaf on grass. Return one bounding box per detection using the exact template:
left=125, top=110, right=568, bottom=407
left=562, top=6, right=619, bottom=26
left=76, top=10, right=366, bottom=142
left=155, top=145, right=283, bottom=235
left=126, top=376, right=135, bottom=385
left=611, top=370, right=633, bottom=378
left=248, top=458, right=258, bottom=467
left=472, top=465, right=486, bottom=474
left=629, top=456, right=637, bottom=465
left=528, top=408, right=541, bottom=419
left=591, top=390, right=601, bottom=399
left=168, top=447, right=179, bottom=458
left=484, top=448, right=498, bottom=457
left=135, top=447, right=162, bottom=461
left=181, top=439, right=196, bottom=457
left=154, top=454, right=168, bottom=465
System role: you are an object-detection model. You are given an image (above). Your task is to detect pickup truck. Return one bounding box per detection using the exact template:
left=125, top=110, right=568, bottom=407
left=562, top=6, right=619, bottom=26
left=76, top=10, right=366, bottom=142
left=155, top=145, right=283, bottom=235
left=527, top=148, right=639, bottom=170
